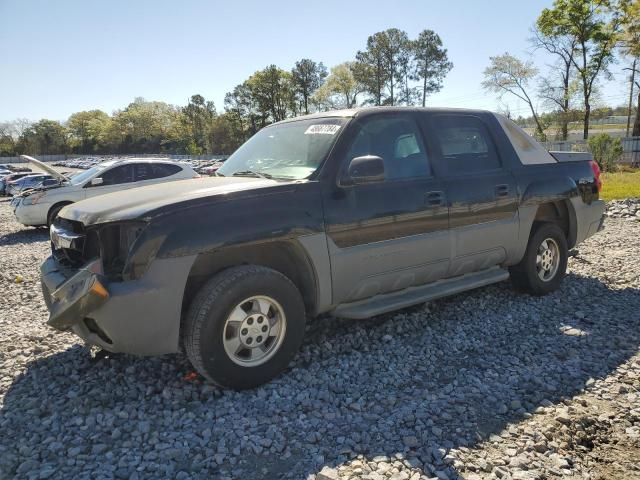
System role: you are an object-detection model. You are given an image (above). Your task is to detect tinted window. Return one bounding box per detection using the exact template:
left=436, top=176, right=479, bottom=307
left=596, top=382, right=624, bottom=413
left=134, top=163, right=182, bottom=181
left=99, top=165, right=134, bottom=186
left=346, top=115, right=430, bottom=180
left=432, top=115, right=501, bottom=174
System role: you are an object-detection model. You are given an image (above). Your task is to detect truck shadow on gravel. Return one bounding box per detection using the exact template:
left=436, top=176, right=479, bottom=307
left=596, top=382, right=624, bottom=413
left=0, top=228, right=49, bottom=246
left=1, top=273, right=639, bottom=479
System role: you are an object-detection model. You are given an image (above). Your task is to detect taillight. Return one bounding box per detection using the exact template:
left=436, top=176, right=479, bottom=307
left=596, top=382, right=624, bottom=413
left=590, top=160, right=602, bottom=193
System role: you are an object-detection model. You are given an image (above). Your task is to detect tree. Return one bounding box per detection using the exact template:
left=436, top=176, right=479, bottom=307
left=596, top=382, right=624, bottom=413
left=354, top=32, right=388, bottom=105
left=106, top=98, right=181, bottom=153
left=538, top=0, right=621, bottom=139
left=209, top=113, right=245, bottom=154
left=0, top=122, right=19, bottom=156
left=354, top=28, right=413, bottom=106
left=17, top=120, right=70, bottom=155
left=412, top=29, right=453, bottom=107
left=246, top=65, right=296, bottom=122
left=67, top=110, right=111, bottom=153
left=483, top=53, right=547, bottom=140
left=182, top=94, right=216, bottom=154
left=312, top=62, right=363, bottom=110
left=380, top=28, right=411, bottom=105
left=621, top=0, right=640, bottom=136
left=291, top=59, right=328, bottom=114
left=224, top=83, right=265, bottom=140
left=531, top=22, right=579, bottom=140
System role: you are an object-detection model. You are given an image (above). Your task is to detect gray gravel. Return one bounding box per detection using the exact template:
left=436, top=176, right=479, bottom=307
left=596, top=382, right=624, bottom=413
left=0, top=198, right=639, bottom=480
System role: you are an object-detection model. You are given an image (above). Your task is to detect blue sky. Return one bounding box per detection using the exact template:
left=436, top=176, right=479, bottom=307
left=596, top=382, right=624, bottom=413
left=0, top=0, right=630, bottom=122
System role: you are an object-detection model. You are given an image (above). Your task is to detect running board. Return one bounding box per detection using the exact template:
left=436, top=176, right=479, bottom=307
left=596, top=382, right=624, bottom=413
left=332, top=267, right=510, bottom=319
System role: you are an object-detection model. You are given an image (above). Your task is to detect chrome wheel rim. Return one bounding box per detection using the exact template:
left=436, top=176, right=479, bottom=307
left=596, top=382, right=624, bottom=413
left=536, top=238, right=560, bottom=282
left=222, top=295, right=286, bottom=367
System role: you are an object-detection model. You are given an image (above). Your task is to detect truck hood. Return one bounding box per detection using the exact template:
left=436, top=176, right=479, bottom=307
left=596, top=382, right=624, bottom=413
left=20, top=155, right=69, bottom=182
left=60, top=176, right=279, bottom=225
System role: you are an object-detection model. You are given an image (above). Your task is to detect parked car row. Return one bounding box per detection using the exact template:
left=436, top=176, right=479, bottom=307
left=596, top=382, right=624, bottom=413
left=52, top=157, right=107, bottom=169
left=186, top=159, right=226, bottom=175
left=0, top=163, right=33, bottom=173
left=0, top=171, right=57, bottom=196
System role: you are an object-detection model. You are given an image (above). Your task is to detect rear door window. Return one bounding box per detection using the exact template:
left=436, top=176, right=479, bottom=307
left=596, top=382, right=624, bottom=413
left=134, top=163, right=182, bottom=181
left=431, top=115, right=501, bottom=175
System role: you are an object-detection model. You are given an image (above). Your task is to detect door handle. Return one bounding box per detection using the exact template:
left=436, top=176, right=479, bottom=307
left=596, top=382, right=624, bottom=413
left=425, top=190, right=445, bottom=206
left=494, top=184, right=509, bottom=197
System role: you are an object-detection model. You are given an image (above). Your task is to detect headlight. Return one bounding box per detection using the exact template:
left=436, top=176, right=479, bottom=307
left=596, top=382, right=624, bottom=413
left=95, top=221, right=148, bottom=280
left=21, top=192, right=45, bottom=205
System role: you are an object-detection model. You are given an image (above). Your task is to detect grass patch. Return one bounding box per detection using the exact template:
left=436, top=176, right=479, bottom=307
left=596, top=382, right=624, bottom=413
left=601, top=170, right=640, bottom=201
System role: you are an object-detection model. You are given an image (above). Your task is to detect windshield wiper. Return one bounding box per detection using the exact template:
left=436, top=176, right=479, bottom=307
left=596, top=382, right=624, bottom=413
left=231, top=170, right=273, bottom=179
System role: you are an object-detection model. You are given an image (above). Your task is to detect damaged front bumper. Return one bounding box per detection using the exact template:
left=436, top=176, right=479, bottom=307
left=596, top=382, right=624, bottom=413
left=40, top=254, right=197, bottom=356
left=41, top=257, right=109, bottom=330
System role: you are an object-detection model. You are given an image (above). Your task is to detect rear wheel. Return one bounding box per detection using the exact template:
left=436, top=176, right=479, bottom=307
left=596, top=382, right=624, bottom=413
left=183, top=265, right=306, bottom=389
left=510, top=222, right=568, bottom=296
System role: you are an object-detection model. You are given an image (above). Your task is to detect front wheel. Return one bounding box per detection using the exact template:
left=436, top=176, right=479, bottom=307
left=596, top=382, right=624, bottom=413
left=510, top=222, right=568, bottom=296
left=183, top=265, right=306, bottom=389
left=47, top=203, right=71, bottom=227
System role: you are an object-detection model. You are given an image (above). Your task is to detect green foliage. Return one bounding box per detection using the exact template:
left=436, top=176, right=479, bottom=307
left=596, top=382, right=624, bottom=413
left=291, top=59, right=328, bottom=114
left=245, top=65, right=296, bottom=122
left=352, top=28, right=452, bottom=107
left=588, top=132, right=623, bottom=171
left=17, top=119, right=69, bottom=155
left=412, top=29, right=453, bottom=106
left=537, top=0, right=622, bottom=139
left=182, top=95, right=216, bottom=153
left=312, top=62, right=363, bottom=110
left=67, top=110, right=111, bottom=153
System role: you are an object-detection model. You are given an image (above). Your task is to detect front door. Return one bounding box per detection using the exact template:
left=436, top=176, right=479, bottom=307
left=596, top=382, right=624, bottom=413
left=421, top=113, right=519, bottom=277
left=84, top=164, right=137, bottom=198
left=322, top=112, right=450, bottom=305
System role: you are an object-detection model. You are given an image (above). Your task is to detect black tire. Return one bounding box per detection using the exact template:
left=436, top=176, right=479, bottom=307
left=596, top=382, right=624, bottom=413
left=47, top=203, right=71, bottom=227
left=183, top=265, right=306, bottom=389
left=510, top=222, right=568, bottom=296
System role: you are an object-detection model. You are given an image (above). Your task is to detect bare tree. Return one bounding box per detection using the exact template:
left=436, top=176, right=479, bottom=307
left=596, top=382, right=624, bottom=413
left=483, top=53, right=546, bottom=140
left=531, top=27, right=578, bottom=140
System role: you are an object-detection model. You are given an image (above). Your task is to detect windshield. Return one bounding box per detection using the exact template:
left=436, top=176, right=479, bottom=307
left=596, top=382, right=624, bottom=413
left=217, top=118, right=349, bottom=180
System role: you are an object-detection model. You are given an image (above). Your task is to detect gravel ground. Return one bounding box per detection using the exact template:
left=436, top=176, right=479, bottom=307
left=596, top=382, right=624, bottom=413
left=0, top=198, right=639, bottom=480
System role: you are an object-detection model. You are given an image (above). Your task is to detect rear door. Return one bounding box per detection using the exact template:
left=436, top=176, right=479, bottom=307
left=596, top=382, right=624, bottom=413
left=420, top=113, right=519, bottom=277
left=132, top=162, right=184, bottom=187
left=322, top=112, right=450, bottom=305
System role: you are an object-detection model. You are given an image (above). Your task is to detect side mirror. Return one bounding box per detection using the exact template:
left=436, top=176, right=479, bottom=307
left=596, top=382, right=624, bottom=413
left=90, top=177, right=104, bottom=186
left=344, top=155, right=385, bottom=185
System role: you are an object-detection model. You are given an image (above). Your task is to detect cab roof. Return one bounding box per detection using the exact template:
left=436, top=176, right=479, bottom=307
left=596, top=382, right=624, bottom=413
left=273, top=106, right=495, bottom=125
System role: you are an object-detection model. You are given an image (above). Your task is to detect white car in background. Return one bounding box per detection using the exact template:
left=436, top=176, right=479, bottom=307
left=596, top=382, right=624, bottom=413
left=12, top=156, right=199, bottom=226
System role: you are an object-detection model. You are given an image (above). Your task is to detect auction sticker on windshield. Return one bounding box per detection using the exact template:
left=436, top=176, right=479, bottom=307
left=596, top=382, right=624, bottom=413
left=304, top=124, right=341, bottom=135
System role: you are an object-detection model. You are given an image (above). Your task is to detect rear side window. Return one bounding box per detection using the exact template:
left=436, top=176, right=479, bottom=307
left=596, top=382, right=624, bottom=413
left=345, top=115, right=430, bottom=180
left=134, top=163, right=182, bottom=181
left=432, top=115, right=501, bottom=174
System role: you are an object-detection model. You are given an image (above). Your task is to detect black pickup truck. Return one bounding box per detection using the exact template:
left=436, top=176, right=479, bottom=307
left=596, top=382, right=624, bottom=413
left=40, top=107, right=605, bottom=389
